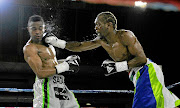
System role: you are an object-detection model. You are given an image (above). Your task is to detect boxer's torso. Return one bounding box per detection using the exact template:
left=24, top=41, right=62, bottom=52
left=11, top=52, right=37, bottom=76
left=100, top=30, right=132, bottom=62
left=27, top=42, right=57, bottom=68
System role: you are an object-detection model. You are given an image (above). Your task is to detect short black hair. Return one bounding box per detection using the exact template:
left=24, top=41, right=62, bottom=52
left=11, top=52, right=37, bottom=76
left=97, top=11, right=117, bottom=29
left=28, top=15, right=44, bottom=26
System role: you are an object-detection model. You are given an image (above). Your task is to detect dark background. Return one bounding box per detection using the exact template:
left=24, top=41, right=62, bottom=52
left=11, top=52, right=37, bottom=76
left=0, top=1, right=179, bottom=107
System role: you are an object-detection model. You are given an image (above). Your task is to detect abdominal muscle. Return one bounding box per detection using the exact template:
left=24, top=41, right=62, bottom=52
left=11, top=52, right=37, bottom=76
left=42, top=58, right=57, bottom=68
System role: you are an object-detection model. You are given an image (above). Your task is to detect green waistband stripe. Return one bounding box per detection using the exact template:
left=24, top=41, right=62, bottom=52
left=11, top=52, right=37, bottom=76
left=42, top=78, right=50, bottom=108
left=42, top=79, right=45, bottom=108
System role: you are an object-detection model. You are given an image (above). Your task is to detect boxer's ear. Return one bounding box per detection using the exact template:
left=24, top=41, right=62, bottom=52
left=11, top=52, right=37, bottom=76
left=27, top=26, right=31, bottom=34
left=107, top=22, right=113, bottom=28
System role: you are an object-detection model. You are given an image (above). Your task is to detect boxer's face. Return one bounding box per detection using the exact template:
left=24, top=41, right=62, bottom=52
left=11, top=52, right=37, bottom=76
left=94, top=16, right=109, bottom=37
left=28, top=21, right=45, bottom=43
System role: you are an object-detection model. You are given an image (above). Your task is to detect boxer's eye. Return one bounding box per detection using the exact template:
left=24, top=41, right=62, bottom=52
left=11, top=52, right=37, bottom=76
left=31, top=27, right=36, bottom=31
left=39, top=26, right=44, bottom=31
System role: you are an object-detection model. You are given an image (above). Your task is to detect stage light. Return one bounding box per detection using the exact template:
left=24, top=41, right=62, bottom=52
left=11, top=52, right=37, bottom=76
left=135, top=1, right=147, bottom=8
left=0, top=0, right=5, bottom=4
left=0, top=0, right=12, bottom=9
left=86, top=103, right=91, bottom=106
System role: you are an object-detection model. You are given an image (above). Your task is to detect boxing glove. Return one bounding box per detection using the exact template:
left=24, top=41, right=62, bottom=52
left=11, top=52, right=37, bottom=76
left=55, top=55, right=80, bottom=74
left=101, top=59, right=128, bottom=76
left=44, top=33, right=66, bottom=49
left=65, top=55, right=80, bottom=73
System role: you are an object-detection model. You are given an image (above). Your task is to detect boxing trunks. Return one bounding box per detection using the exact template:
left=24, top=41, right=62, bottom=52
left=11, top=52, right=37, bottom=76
left=33, top=75, right=80, bottom=108
left=129, top=58, right=180, bottom=108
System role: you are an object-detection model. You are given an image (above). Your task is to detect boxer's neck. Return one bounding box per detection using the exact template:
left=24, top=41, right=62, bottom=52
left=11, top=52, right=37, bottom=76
left=30, top=39, right=43, bottom=45
left=105, top=30, right=117, bottom=44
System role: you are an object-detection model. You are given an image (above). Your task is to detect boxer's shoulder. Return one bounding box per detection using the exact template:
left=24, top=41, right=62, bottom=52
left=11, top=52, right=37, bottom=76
left=117, top=29, right=134, bottom=36
left=23, top=43, right=38, bottom=56
left=117, top=30, right=136, bottom=43
left=24, top=43, right=36, bottom=50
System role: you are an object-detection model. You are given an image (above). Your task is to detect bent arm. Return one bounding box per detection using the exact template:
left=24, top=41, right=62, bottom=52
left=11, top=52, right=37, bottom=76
left=23, top=46, right=56, bottom=79
left=65, top=37, right=101, bottom=52
left=122, top=31, right=147, bottom=68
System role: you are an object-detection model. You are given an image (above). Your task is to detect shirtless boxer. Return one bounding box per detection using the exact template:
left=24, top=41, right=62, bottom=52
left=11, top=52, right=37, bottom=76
left=23, top=15, right=80, bottom=108
left=45, top=12, right=180, bottom=108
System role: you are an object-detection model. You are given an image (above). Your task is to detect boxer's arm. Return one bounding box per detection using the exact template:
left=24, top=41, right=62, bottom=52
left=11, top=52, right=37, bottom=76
left=65, top=37, right=101, bottom=52
left=23, top=45, right=56, bottom=79
left=121, top=31, right=147, bottom=68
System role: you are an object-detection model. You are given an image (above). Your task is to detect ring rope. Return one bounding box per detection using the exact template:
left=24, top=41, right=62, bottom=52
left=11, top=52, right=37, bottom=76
left=0, top=82, right=179, bottom=93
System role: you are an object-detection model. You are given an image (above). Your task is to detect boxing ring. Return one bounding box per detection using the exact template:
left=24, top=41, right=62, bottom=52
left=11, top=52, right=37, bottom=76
left=0, top=62, right=132, bottom=107
left=0, top=81, right=179, bottom=93
left=0, top=0, right=180, bottom=107
left=0, top=88, right=134, bottom=94
left=0, top=61, right=179, bottom=107
left=0, top=83, right=179, bottom=107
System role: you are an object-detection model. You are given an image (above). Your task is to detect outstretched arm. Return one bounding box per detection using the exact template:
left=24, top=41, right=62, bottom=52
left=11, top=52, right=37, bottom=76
left=44, top=33, right=102, bottom=52
left=65, top=37, right=102, bottom=52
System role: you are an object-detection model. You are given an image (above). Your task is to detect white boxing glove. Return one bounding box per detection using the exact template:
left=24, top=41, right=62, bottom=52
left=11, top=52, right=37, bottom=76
left=44, top=33, right=66, bottom=49
left=65, top=55, right=80, bottom=73
left=55, top=55, right=80, bottom=74
left=101, top=59, right=128, bottom=76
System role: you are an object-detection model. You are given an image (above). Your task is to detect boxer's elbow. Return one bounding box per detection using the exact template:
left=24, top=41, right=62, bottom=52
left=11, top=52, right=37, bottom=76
left=142, top=58, right=147, bottom=65
left=65, top=42, right=82, bottom=51
left=35, top=70, right=49, bottom=79
left=36, top=72, right=46, bottom=79
left=139, top=55, right=147, bottom=65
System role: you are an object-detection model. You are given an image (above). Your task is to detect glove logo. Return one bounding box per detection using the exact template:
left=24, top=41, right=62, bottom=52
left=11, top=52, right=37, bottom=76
left=107, top=66, right=114, bottom=73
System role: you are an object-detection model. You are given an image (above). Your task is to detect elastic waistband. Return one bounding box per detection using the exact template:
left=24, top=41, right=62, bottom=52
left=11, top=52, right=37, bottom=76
left=35, top=74, right=65, bottom=85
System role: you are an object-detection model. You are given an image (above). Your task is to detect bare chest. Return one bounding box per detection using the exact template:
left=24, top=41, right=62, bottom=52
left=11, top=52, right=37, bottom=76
left=36, top=45, right=56, bottom=62
left=101, top=42, right=129, bottom=61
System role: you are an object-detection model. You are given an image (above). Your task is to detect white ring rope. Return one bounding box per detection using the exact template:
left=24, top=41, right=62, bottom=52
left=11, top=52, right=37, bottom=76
left=0, top=81, right=179, bottom=93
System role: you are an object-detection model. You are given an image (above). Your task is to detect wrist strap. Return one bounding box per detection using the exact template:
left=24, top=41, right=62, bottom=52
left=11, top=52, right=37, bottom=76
left=115, top=61, right=128, bottom=72
left=55, top=62, right=69, bottom=74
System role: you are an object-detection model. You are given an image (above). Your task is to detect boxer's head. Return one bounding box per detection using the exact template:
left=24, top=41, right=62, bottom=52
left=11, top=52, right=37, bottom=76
left=27, top=15, right=45, bottom=43
left=94, top=12, right=117, bottom=37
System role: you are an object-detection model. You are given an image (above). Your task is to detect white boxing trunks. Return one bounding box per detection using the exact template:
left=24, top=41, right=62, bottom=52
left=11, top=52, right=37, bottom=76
left=33, top=75, right=80, bottom=108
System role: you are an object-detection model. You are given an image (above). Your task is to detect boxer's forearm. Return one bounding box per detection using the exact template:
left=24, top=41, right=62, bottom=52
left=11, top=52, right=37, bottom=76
left=65, top=41, right=82, bottom=52
left=35, top=67, right=56, bottom=79
left=66, top=41, right=101, bottom=52
left=127, top=56, right=147, bottom=68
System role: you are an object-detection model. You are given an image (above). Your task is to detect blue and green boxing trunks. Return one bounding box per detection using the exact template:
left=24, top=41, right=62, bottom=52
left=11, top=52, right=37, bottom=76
left=129, top=58, right=180, bottom=108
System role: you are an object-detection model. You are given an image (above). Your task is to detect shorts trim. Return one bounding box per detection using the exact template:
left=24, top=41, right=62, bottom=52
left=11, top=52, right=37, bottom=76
left=42, top=78, right=50, bottom=108
left=133, top=63, right=164, bottom=108
left=175, top=99, right=180, bottom=107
